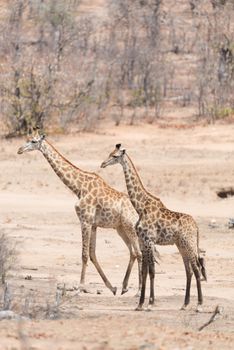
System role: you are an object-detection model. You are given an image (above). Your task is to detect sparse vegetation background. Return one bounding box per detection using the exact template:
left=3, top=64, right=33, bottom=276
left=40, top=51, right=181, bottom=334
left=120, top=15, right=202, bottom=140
left=0, top=0, right=233, bottom=136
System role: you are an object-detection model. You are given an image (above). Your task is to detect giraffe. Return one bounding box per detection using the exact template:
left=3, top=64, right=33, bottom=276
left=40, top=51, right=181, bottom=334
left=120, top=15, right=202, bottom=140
left=101, top=144, right=207, bottom=311
left=17, top=131, right=142, bottom=295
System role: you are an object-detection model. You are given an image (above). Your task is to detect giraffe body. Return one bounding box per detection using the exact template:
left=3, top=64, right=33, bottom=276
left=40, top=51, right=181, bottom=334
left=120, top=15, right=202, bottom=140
left=101, top=144, right=207, bottom=310
left=18, top=132, right=142, bottom=295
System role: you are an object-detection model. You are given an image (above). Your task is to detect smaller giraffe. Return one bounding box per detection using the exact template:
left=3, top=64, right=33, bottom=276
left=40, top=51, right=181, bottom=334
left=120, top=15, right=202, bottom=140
left=18, top=131, right=142, bottom=295
left=101, top=144, right=207, bottom=311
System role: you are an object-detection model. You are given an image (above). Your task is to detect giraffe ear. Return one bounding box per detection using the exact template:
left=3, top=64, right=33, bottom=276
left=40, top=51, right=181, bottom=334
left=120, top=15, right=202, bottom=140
left=121, top=149, right=126, bottom=155
left=116, top=143, right=121, bottom=150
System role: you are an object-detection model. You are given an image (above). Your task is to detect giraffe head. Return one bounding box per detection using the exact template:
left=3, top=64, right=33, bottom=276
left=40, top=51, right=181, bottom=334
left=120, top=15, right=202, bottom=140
left=100, top=143, right=126, bottom=168
left=17, top=129, right=45, bottom=154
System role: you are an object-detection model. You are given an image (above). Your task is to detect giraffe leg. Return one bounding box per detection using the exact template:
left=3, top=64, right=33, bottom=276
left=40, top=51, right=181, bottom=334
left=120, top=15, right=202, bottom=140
left=79, top=222, right=92, bottom=294
left=121, top=246, right=136, bottom=295
left=191, top=259, right=203, bottom=311
left=132, top=240, right=142, bottom=297
left=117, top=226, right=142, bottom=295
left=89, top=226, right=117, bottom=295
left=177, top=238, right=202, bottom=310
left=180, top=256, right=193, bottom=310
left=148, top=249, right=155, bottom=309
left=135, top=250, right=148, bottom=311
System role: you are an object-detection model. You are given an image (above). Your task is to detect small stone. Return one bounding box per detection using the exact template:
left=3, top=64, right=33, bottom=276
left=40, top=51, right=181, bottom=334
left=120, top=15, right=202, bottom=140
left=228, top=218, right=234, bottom=229
left=208, top=219, right=218, bottom=228
left=25, top=275, right=32, bottom=280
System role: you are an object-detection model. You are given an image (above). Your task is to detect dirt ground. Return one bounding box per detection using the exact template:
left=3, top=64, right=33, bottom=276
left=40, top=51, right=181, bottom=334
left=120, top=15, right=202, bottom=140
left=0, top=123, right=234, bottom=349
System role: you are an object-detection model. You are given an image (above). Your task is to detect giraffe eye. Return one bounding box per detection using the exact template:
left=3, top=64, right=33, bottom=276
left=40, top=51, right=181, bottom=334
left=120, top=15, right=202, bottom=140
left=31, top=140, right=37, bottom=144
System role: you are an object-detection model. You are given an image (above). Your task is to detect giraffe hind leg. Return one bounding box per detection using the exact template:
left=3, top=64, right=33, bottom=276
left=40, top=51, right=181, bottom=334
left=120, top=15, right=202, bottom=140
left=89, top=227, right=117, bottom=295
left=178, top=237, right=204, bottom=310
left=130, top=236, right=142, bottom=297
left=181, top=257, right=193, bottom=310
left=148, top=250, right=155, bottom=309
left=191, top=258, right=203, bottom=309
left=135, top=250, right=148, bottom=311
left=117, top=227, right=139, bottom=295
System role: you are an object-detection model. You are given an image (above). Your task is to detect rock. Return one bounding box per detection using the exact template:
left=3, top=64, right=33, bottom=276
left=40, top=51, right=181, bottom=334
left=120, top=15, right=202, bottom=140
left=208, top=219, right=219, bottom=228
left=228, top=218, right=234, bottom=229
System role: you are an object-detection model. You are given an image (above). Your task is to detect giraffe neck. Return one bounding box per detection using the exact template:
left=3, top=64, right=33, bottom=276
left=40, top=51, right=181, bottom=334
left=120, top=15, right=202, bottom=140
left=121, top=154, right=151, bottom=215
left=40, top=140, right=85, bottom=196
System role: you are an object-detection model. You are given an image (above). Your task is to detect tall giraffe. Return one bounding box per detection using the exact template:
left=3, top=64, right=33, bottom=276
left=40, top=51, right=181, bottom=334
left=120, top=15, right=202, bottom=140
left=101, top=144, right=207, bottom=310
left=18, top=131, right=142, bottom=295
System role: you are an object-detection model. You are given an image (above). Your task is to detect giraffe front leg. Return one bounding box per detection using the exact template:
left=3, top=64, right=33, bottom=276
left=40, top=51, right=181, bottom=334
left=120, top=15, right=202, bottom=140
left=120, top=247, right=136, bottom=295
left=78, top=222, right=93, bottom=294
left=135, top=250, right=148, bottom=311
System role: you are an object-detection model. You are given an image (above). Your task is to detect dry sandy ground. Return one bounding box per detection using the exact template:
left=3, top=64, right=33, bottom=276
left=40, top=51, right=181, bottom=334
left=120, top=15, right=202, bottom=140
left=0, top=124, right=234, bottom=349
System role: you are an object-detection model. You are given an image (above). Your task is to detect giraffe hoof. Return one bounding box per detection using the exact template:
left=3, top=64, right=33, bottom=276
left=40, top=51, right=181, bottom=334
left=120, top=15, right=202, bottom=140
left=135, top=305, right=144, bottom=311
left=121, top=288, right=128, bottom=295
left=180, top=304, right=188, bottom=311
left=112, top=287, right=117, bottom=295
left=196, top=305, right=203, bottom=313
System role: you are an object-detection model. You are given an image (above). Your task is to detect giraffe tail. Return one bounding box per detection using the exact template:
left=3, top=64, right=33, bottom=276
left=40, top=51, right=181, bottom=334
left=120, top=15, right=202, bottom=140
left=198, top=256, right=207, bottom=281
left=197, top=228, right=207, bottom=281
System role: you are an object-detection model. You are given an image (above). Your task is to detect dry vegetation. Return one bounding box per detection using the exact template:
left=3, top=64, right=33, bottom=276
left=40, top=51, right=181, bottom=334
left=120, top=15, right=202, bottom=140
left=0, top=0, right=233, bottom=137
